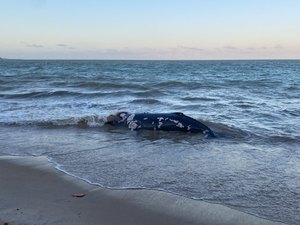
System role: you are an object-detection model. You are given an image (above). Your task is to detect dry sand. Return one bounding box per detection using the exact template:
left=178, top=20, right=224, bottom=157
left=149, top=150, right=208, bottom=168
left=0, top=156, right=285, bottom=225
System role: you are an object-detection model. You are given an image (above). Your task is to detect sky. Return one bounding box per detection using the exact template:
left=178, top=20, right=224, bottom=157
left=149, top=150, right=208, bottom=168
left=1, top=0, right=300, bottom=60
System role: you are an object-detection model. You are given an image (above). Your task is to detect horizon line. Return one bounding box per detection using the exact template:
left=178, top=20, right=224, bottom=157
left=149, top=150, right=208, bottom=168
left=1, top=57, right=300, bottom=61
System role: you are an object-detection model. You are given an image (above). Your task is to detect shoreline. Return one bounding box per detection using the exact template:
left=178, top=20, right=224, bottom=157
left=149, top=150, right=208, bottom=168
left=0, top=156, right=285, bottom=225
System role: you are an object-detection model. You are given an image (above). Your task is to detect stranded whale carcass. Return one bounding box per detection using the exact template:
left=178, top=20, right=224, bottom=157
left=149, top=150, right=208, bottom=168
left=105, top=112, right=215, bottom=138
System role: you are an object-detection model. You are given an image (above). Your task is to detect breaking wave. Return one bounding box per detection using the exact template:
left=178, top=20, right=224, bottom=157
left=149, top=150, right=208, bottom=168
left=2, top=115, right=107, bottom=128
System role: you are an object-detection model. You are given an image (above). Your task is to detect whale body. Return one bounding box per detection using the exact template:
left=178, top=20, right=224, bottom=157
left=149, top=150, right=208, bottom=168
left=105, top=112, right=215, bottom=138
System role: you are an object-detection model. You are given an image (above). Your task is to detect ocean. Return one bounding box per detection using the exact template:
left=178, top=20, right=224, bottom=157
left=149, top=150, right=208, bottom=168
left=0, top=60, right=299, bottom=224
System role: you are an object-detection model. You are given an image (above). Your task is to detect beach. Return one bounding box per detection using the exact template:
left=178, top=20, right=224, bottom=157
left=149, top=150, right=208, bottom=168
left=0, top=156, right=285, bottom=225
left=0, top=60, right=299, bottom=224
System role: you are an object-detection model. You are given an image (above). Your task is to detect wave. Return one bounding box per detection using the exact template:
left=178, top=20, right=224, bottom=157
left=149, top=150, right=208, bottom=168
left=2, top=114, right=249, bottom=138
left=2, top=114, right=298, bottom=146
left=1, top=88, right=169, bottom=100
left=155, top=81, right=189, bottom=88
left=0, top=90, right=84, bottom=99
left=130, top=98, right=161, bottom=104
left=154, top=81, right=212, bottom=90
left=205, top=121, right=254, bottom=139
left=70, top=81, right=147, bottom=91
left=281, top=109, right=300, bottom=117
left=132, top=90, right=166, bottom=97
left=0, top=90, right=142, bottom=99
left=181, top=96, right=217, bottom=102
left=154, top=81, right=222, bottom=90
left=3, top=115, right=106, bottom=128
left=207, top=121, right=300, bottom=145
left=265, top=135, right=300, bottom=145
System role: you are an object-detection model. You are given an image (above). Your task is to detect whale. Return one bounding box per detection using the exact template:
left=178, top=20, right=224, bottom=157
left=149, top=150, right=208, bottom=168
left=105, top=112, right=216, bottom=138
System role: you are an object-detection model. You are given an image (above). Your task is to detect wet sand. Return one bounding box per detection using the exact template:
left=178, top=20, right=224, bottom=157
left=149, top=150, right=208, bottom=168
left=0, top=156, right=285, bottom=225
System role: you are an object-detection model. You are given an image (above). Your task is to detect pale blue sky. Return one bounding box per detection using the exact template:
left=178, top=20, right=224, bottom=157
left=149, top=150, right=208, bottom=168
left=1, top=0, right=300, bottom=59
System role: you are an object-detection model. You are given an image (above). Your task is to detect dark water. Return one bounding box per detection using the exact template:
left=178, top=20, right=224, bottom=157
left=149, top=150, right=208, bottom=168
left=0, top=60, right=299, bottom=224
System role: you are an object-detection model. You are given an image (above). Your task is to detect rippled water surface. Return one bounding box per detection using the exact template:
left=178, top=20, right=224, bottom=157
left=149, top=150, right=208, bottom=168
left=0, top=60, right=299, bottom=224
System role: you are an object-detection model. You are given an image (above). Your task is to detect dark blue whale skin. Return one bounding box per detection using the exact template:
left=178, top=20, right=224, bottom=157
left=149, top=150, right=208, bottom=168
left=106, top=112, right=216, bottom=138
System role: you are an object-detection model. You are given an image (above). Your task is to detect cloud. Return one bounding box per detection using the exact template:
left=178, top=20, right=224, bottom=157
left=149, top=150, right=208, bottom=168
left=258, top=45, right=284, bottom=50
left=56, top=43, right=76, bottom=50
left=74, top=47, right=178, bottom=60
left=223, top=45, right=238, bottom=50
left=26, top=44, right=44, bottom=48
left=56, top=44, right=67, bottom=47
left=178, top=46, right=205, bottom=52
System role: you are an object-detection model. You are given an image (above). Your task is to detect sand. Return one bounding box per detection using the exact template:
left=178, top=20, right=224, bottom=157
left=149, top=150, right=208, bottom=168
left=0, top=156, right=285, bottom=225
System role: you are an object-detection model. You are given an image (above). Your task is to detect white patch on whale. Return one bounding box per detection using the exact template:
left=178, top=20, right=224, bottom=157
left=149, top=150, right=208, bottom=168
left=126, top=114, right=135, bottom=124
left=119, top=113, right=128, bottom=121
left=176, top=122, right=184, bottom=128
left=170, top=119, right=179, bottom=123
left=169, top=119, right=184, bottom=128
left=128, top=120, right=140, bottom=130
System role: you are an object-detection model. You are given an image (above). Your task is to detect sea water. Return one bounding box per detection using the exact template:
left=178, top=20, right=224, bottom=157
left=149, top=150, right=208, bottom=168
left=0, top=60, right=299, bottom=224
